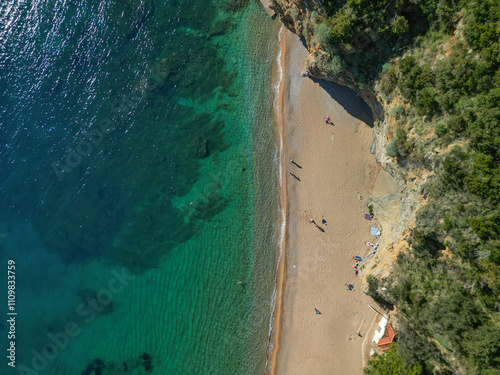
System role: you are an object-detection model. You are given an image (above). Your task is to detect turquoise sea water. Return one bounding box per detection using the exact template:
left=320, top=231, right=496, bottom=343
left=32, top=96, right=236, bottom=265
left=0, top=0, right=279, bottom=374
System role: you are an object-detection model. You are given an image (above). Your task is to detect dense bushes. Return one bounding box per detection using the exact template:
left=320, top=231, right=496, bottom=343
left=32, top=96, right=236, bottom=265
left=380, top=65, right=398, bottom=96
left=462, top=325, right=500, bottom=369
left=381, top=251, right=500, bottom=373
left=364, top=343, right=424, bottom=375
left=326, top=7, right=353, bottom=43
left=316, top=23, right=331, bottom=45
left=386, top=127, right=410, bottom=160
left=317, top=0, right=465, bottom=82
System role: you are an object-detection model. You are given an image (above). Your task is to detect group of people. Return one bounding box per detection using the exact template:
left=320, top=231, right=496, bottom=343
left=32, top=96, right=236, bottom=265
left=366, top=241, right=377, bottom=254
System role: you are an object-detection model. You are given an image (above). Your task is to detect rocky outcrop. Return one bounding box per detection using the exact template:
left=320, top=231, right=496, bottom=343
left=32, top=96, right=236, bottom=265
left=305, top=55, right=384, bottom=122
left=193, top=136, right=209, bottom=158
left=269, top=0, right=384, bottom=121
left=363, top=92, right=433, bottom=280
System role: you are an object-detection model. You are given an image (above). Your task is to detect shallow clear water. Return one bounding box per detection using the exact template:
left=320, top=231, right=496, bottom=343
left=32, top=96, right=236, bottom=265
left=0, top=0, right=279, bottom=373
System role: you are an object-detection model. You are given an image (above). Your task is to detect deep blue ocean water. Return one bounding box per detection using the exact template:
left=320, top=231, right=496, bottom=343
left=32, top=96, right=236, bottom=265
left=0, top=0, right=279, bottom=373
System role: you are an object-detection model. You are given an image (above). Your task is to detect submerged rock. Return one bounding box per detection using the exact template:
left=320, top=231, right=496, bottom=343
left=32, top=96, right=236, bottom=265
left=193, top=137, right=209, bottom=158
left=140, top=352, right=153, bottom=372
left=81, top=358, right=105, bottom=375
left=140, top=353, right=151, bottom=360
left=210, top=20, right=237, bottom=37
left=223, top=0, right=250, bottom=13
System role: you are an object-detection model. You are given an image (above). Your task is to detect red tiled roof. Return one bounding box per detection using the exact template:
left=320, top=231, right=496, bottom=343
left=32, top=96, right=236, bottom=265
left=377, top=321, right=396, bottom=350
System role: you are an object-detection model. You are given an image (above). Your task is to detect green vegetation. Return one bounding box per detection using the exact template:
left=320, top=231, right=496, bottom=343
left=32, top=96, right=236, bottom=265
left=364, top=344, right=424, bottom=375
left=309, top=0, right=500, bottom=373
left=317, top=0, right=465, bottom=84
left=316, top=23, right=331, bottom=45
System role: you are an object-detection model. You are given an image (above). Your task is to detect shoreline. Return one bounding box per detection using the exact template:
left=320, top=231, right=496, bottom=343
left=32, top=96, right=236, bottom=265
left=266, top=24, right=287, bottom=375
left=266, top=26, right=380, bottom=374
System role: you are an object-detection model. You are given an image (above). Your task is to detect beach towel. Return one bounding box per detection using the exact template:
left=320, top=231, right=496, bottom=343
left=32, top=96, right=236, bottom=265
left=371, top=227, right=380, bottom=236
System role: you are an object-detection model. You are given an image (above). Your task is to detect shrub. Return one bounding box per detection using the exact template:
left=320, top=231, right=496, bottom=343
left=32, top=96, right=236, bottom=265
left=446, top=115, right=467, bottom=135
left=469, top=213, right=500, bottom=240
left=386, top=137, right=398, bottom=158
left=399, top=59, right=435, bottom=101
left=330, top=54, right=345, bottom=75
left=395, top=127, right=409, bottom=158
left=327, top=8, right=354, bottom=43
left=364, top=343, right=424, bottom=375
left=415, top=87, right=440, bottom=116
left=380, top=67, right=399, bottom=96
left=438, top=89, right=460, bottom=113
left=310, top=10, right=319, bottom=24
left=289, top=5, right=300, bottom=19
left=382, top=63, right=392, bottom=74
left=435, top=123, right=447, bottom=137
left=392, top=15, right=409, bottom=35
left=316, top=23, right=331, bottom=45
left=390, top=105, right=405, bottom=118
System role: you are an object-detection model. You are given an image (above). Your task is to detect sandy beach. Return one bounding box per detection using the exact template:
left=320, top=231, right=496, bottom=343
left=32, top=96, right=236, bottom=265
left=267, top=27, right=381, bottom=375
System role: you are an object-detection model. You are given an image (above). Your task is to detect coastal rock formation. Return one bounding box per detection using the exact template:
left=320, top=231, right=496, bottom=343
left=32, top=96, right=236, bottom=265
left=269, top=0, right=384, bottom=121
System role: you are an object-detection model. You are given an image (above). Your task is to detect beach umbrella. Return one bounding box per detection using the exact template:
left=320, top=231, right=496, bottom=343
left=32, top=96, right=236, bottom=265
left=324, top=116, right=330, bottom=121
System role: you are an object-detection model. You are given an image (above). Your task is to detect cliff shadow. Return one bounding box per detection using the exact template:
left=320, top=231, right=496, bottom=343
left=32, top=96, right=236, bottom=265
left=310, top=77, right=374, bottom=127
left=299, top=36, right=308, bottom=50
